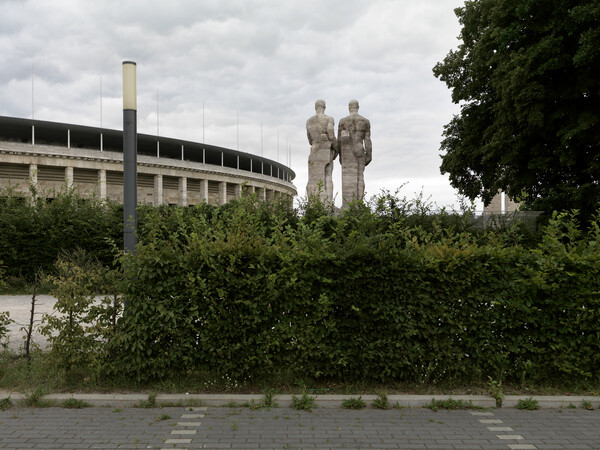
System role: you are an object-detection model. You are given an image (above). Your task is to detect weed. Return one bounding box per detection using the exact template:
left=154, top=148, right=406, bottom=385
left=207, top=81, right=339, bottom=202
left=566, top=403, right=576, bottom=409
left=292, top=392, right=315, bottom=412
left=515, top=397, right=540, bottom=410
left=342, top=396, right=366, bottom=410
left=230, top=419, right=238, bottom=431
left=61, top=397, right=91, bottom=409
left=425, top=398, right=481, bottom=411
left=112, top=408, right=122, bottom=413
left=134, top=393, right=157, bottom=408
left=0, top=396, right=13, bottom=410
left=156, top=413, right=171, bottom=421
left=224, top=401, right=242, bottom=408
left=487, top=377, right=504, bottom=408
left=581, top=400, right=594, bottom=410
left=245, top=399, right=262, bottom=410
left=372, top=393, right=389, bottom=409
left=262, top=388, right=278, bottom=408
left=392, top=402, right=404, bottom=410
left=21, top=386, right=56, bottom=407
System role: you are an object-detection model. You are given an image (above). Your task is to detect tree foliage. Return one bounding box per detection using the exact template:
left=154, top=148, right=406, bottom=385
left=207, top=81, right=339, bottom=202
left=433, top=0, right=600, bottom=218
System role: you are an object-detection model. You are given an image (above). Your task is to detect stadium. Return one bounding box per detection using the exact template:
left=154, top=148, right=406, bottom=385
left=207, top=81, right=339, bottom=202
left=0, top=116, right=297, bottom=205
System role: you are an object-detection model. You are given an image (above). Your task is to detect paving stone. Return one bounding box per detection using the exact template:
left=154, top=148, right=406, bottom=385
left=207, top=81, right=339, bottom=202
left=1, top=406, right=599, bottom=449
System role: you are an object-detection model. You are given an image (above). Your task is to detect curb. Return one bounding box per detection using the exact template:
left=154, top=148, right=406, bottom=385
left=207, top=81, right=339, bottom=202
left=1, top=391, right=599, bottom=409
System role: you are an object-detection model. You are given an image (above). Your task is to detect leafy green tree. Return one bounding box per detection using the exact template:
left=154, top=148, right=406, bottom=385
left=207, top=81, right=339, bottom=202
left=433, top=0, right=600, bottom=218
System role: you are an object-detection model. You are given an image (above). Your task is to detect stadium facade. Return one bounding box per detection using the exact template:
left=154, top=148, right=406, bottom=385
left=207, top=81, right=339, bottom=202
left=0, top=116, right=297, bottom=205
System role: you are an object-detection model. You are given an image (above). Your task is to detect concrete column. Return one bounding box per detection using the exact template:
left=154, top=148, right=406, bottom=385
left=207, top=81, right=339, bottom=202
left=29, top=164, right=38, bottom=198
left=246, top=185, right=256, bottom=196
left=179, top=176, right=187, bottom=206
left=234, top=183, right=241, bottom=199
left=258, top=187, right=266, bottom=201
left=505, top=194, right=520, bottom=213
left=154, top=174, right=163, bottom=206
left=485, top=190, right=502, bottom=214
left=98, top=169, right=107, bottom=200
left=29, top=164, right=38, bottom=186
left=200, top=179, right=208, bottom=203
left=65, top=167, right=74, bottom=188
left=219, top=181, right=227, bottom=205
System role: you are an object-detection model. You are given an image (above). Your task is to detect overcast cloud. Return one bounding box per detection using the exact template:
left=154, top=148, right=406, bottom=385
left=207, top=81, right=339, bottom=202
left=0, top=0, right=470, bottom=209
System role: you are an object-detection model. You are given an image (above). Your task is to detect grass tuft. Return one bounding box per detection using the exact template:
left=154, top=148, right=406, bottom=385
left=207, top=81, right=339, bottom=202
left=425, top=398, right=483, bottom=411
left=61, top=397, right=91, bottom=409
left=0, top=396, right=13, bottom=410
left=342, top=396, right=366, bottom=409
left=515, top=397, right=540, bottom=410
left=292, top=392, right=315, bottom=412
left=372, top=393, right=389, bottom=409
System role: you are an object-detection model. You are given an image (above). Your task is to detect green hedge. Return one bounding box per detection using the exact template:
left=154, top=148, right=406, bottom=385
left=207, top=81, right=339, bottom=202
left=0, top=187, right=122, bottom=280
left=109, top=200, right=600, bottom=384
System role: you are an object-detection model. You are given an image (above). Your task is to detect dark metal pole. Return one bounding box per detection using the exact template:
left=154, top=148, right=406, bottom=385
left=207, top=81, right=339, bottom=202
left=122, top=61, right=137, bottom=253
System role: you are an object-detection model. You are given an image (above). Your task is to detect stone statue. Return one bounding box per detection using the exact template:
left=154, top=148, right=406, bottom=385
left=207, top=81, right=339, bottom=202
left=306, top=99, right=338, bottom=203
left=338, top=99, right=372, bottom=209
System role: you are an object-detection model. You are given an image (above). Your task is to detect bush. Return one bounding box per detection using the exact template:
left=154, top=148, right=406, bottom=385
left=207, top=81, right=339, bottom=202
left=5, top=186, right=598, bottom=387
left=40, top=249, right=123, bottom=378
left=0, top=186, right=122, bottom=283
left=101, top=194, right=600, bottom=385
left=0, top=311, right=12, bottom=350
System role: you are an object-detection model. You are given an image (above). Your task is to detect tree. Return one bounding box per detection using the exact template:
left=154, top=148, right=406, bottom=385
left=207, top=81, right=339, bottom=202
left=433, top=0, right=600, bottom=218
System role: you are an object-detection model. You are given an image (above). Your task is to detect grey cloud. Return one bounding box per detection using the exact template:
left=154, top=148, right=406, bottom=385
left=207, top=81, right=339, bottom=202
left=0, top=0, right=467, bottom=208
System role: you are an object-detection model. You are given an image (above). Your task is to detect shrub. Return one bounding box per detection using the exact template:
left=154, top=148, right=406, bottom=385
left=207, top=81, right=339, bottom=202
left=0, top=311, right=12, bottom=350
left=40, top=249, right=123, bottom=378
left=99, top=197, right=600, bottom=386
left=0, top=186, right=122, bottom=283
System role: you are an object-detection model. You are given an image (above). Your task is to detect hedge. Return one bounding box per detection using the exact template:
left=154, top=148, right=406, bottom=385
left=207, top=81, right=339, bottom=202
left=107, top=200, right=600, bottom=384
left=0, top=186, right=122, bottom=280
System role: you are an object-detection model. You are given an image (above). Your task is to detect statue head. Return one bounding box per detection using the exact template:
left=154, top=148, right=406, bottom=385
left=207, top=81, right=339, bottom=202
left=315, top=99, right=326, bottom=112
left=348, top=99, right=359, bottom=112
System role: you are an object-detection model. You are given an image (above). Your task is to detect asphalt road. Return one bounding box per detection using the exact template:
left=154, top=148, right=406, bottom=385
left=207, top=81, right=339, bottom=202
left=0, top=295, right=57, bottom=351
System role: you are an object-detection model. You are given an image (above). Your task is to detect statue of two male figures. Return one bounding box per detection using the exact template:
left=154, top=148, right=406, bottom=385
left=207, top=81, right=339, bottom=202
left=306, top=99, right=372, bottom=209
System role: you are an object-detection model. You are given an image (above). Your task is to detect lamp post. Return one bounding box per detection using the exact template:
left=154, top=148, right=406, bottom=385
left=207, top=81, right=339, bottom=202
left=122, top=61, right=137, bottom=253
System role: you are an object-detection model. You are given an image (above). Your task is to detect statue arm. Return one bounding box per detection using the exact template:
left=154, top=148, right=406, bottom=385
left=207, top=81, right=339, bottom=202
left=306, top=129, right=313, bottom=146
left=337, top=121, right=343, bottom=165
left=328, top=117, right=338, bottom=160
left=364, top=121, right=372, bottom=165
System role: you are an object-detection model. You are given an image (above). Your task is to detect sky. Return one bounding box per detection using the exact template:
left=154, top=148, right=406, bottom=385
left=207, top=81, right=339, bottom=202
left=0, top=0, right=474, bottom=210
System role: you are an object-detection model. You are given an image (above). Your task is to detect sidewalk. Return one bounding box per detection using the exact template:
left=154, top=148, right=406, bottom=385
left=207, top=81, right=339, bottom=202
left=1, top=404, right=598, bottom=449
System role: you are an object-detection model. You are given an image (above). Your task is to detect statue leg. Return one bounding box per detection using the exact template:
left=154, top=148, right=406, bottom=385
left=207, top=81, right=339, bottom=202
left=341, top=154, right=359, bottom=209
left=357, top=157, right=366, bottom=199
left=324, top=161, right=333, bottom=203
